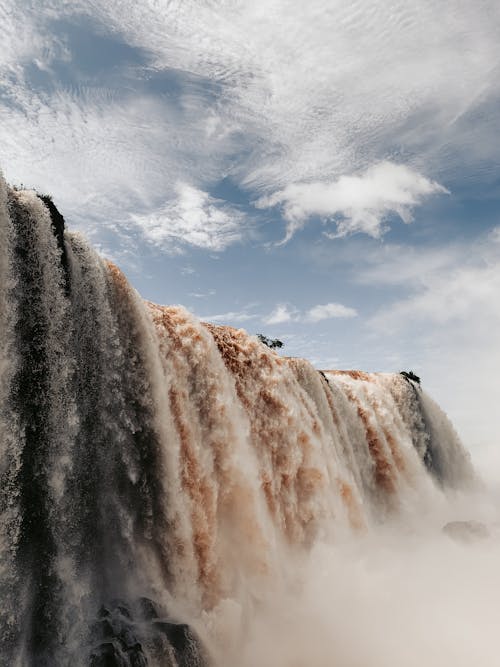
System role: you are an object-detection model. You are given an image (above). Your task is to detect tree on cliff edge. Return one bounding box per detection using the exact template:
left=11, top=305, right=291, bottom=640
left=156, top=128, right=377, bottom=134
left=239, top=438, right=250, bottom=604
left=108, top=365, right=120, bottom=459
left=256, top=334, right=283, bottom=350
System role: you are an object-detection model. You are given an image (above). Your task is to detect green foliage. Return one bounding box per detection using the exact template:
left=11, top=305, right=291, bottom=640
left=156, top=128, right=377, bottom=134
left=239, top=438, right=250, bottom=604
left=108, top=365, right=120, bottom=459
left=256, top=334, right=284, bottom=350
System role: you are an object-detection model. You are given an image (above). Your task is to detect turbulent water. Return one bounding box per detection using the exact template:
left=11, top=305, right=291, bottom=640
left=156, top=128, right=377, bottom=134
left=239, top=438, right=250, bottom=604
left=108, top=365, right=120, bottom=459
left=0, top=180, right=483, bottom=666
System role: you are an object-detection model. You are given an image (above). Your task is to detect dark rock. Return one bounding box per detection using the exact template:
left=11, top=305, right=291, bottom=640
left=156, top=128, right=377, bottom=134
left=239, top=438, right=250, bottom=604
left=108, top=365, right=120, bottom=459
left=98, top=605, right=112, bottom=619
left=37, top=194, right=69, bottom=286
left=89, top=599, right=209, bottom=667
left=90, top=642, right=128, bottom=667
left=443, top=520, right=489, bottom=543
left=90, top=602, right=147, bottom=667
left=128, top=647, right=148, bottom=667
left=138, top=597, right=160, bottom=620
left=117, top=605, right=133, bottom=621
left=91, top=618, right=115, bottom=642
left=119, top=627, right=141, bottom=651
left=153, top=621, right=206, bottom=667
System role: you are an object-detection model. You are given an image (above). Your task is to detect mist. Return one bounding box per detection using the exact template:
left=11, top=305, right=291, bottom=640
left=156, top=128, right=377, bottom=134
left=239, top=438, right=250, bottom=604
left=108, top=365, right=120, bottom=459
left=206, top=484, right=500, bottom=667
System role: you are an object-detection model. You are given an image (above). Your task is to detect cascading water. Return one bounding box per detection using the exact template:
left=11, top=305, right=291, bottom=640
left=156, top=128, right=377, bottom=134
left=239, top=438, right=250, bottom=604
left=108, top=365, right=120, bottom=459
left=0, top=178, right=477, bottom=666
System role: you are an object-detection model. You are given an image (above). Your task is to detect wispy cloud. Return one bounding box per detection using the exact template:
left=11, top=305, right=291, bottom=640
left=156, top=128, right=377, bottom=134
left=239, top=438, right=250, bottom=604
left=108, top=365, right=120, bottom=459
left=263, top=302, right=357, bottom=325
left=369, top=251, right=500, bottom=332
left=305, top=303, right=358, bottom=322
left=0, top=84, right=210, bottom=234
left=1, top=1, right=500, bottom=247
left=80, top=0, right=500, bottom=189
left=361, top=227, right=500, bottom=332
left=355, top=243, right=460, bottom=288
left=199, top=309, right=259, bottom=324
left=131, top=183, right=245, bottom=253
left=0, top=8, right=240, bottom=245
left=257, top=162, right=447, bottom=242
left=199, top=300, right=358, bottom=327
left=188, top=289, right=216, bottom=299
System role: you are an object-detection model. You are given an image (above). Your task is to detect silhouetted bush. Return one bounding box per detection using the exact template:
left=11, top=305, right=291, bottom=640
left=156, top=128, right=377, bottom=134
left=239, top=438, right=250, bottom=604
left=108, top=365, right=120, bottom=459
left=257, top=334, right=283, bottom=349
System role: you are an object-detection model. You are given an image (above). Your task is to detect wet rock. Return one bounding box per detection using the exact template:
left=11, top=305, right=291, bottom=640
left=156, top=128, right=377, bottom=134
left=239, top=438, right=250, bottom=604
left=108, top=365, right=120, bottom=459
left=153, top=622, right=206, bottom=667
left=98, top=605, right=112, bottom=619
left=119, top=627, right=136, bottom=648
left=91, top=618, right=115, bottom=642
left=37, top=194, right=69, bottom=286
left=90, top=641, right=128, bottom=667
left=128, top=646, right=148, bottom=667
left=89, top=599, right=209, bottom=666
left=111, top=600, right=132, bottom=620
left=90, top=602, right=147, bottom=666
left=138, top=597, right=160, bottom=620
left=443, top=520, right=489, bottom=543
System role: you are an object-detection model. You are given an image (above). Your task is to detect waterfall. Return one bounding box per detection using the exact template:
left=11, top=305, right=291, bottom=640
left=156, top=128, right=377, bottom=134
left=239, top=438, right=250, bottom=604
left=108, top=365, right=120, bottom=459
left=0, top=179, right=477, bottom=666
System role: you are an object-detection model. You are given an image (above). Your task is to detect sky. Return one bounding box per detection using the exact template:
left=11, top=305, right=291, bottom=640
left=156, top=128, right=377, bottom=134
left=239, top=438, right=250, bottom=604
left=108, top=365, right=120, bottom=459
left=1, top=0, right=500, bottom=469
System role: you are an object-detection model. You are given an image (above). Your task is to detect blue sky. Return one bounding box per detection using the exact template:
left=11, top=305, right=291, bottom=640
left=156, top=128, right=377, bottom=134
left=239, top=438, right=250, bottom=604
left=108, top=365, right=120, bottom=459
left=1, top=1, right=500, bottom=467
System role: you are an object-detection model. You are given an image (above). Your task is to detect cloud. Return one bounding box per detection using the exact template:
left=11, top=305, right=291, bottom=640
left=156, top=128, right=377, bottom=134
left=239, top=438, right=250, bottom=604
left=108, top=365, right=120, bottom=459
left=0, top=83, right=219, bottom=237
left=262, top=302, right=357, bottom=326
left=74, top=0, right=500, bottom=191
left=367, top=228, right=500, bottom=332
left=355, top=244, right=460, bottom=288
left=198, top=301, right=358, bottom=328
left=372, top=265, right=500, bottom=328
left=305, top=303, right=357, bottom=322
left=0, top=9, right=240, bottom=245
left=1, top=2, right=500, bottom=247
left=262, top=304, right=297, bottom=325
left=0, top=3, right=55, bottom=71
left=130, top=183, right=245, bottom=252
left=188, top=290, right=216, bottom=298
left=257, top=162, right=447, bottom=242
left=199, top=309, right=258, bottom=324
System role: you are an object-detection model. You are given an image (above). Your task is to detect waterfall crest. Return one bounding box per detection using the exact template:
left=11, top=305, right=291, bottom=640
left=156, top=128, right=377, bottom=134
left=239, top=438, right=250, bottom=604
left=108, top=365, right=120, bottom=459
left=0, top=180, right=475, bottom=666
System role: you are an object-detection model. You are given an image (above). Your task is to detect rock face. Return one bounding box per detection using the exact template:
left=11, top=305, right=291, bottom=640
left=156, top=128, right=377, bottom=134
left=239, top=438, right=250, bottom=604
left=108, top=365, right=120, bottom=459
left=89, top=599, right=208, bottom=667
left=443, top=520, right=490, bottom=543
left=37, top=194, right=70, bottom=285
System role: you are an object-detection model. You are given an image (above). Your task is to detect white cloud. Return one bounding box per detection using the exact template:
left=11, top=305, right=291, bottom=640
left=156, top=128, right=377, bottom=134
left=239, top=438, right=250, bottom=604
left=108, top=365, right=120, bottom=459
left=257, top=162, right=447, bottom=242
left=0, top=3, right=58, bottom=72
left=262, top=302, right=356, bottom=325
left=2, top=2, right=500, bottom=247
left=200, top=309, right=258, bottom=324
left=368, top=228, right=500, bottom=331
left=262, top=304, right=297, bottom=325
left=74, top=0, right=500, bottom=191
left=189, top=290, right=216, bottom=298
left=131, top=184, right=245, bottom=252
left=0, top=6, right=241, bottom=244
left=305, top=303, right=357, bottom=322
left=371, top=264, right=500, bottom=329
left=0, top=84, right=221, bottom=238
left=355, top=244, right=460, bottom=288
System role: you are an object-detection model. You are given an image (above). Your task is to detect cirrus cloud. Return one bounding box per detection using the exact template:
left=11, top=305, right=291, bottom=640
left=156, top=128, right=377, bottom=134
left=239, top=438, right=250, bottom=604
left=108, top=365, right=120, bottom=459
left=0, top=1, right=499, bottom=251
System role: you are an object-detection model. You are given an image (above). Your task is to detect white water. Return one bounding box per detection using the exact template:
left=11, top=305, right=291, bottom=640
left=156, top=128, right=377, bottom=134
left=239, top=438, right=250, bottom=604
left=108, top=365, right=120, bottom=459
left=1, top=178, right=495, bottom=667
